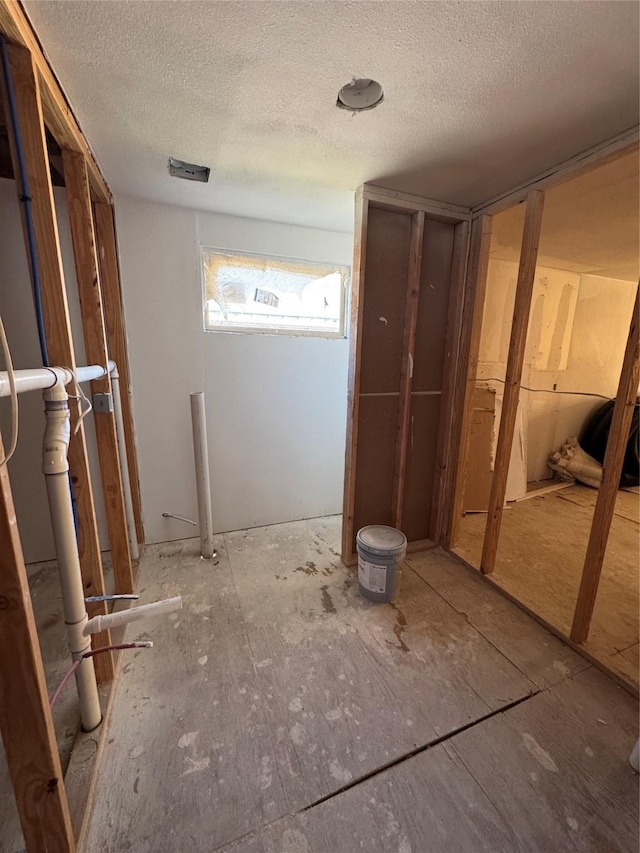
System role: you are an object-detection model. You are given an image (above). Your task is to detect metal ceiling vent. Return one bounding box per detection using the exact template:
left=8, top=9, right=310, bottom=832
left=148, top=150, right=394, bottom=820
left=337, top=78, right=384, bottom=112
left=168, top=157, right=210, bottom=183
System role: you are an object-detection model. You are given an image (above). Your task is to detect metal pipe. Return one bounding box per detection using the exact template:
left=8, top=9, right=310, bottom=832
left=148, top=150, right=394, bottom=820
left=110, top=366, right=139, bottom=560
left=42, top=381, right=102, bottom=732
left=85, top=596, right=182, bottom=634
left=190, top=392, right=214, bottom=558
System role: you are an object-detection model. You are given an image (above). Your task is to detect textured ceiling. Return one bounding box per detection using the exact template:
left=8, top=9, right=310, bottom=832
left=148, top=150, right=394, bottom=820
left=24, top=0, right=640, bottom=232
left=491, top=151, right=640, bottom=281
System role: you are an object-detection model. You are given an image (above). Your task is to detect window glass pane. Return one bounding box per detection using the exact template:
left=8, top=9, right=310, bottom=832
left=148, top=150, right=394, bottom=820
left=202, top=249, right=349, bottom=336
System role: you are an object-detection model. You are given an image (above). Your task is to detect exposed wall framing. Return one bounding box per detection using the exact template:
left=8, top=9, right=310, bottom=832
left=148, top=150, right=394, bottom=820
left=341, top=185, right=471, bottom=565
left=0, top=2, right=143, bottom=849
left=447, top=137, right=640, bottom=691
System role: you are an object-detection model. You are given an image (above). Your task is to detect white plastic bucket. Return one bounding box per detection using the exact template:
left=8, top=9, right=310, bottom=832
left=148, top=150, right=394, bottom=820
left=356, top=525, right=407, bottom=603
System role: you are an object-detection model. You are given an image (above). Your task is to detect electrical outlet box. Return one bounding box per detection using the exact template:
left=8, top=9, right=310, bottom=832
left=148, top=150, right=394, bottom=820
left=92, top=392, right=113, bottom=413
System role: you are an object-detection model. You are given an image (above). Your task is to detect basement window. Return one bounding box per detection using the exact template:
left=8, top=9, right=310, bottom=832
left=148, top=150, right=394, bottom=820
left=202, top=249, right=349, bottom=337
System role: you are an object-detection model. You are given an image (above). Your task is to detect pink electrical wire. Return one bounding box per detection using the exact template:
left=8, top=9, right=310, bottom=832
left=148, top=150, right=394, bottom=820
left=49, top=642, right=152, bottom=709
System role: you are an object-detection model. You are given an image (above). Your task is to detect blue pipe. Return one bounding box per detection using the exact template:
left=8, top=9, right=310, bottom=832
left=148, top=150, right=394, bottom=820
left=1, top=35, right=81, bottom=533
left=1, top=34, right=50, bottom=367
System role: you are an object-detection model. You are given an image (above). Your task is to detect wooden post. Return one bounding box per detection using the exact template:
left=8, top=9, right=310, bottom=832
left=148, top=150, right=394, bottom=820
left=93, top=201, right=144, bottom=546
left=341, top=190, right=369, bottom=562
left=0, top=438, right=76, bottom=852
left=62, top=148, right=133, bottom=595
left=446, top=215, right=493, bottom=547
left=429, top=219, right=470, bottom=543
left=392, top=210, right=425, bottom=528
left=0, top=42, right=113, bottom=680
left=480, top=190, right=545, bottom=573
left=571, top=286, right=639, bottom=643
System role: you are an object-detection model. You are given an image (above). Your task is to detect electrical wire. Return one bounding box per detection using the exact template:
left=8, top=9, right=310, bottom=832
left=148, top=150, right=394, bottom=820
left=480, top=377, right=612, bottom=401
left=66, top=368, right=93, bottom=434
left=0, top=315, right=18, bottom=466
left=49, top=642, right=154, bottom=709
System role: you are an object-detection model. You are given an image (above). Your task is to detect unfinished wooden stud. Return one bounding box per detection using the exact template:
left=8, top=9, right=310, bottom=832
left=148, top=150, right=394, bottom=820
left=0, top=436, right=76, bottom=852
left=62, top=148, right=133, bottom=597
left=0, top=41, right=113, bottom=680
left=392, top=210, right=425, bottom=528
left=446, top=215, right=493, bottom=547
left=570, top=285, right=640, bottom=644
left=93, top=200, right=145, bottom=547
left=480, top=190, right=545, bottom=574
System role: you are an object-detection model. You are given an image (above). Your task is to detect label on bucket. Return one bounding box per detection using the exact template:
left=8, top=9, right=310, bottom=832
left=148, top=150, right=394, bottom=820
left=358, top=556, right=387, bottom=594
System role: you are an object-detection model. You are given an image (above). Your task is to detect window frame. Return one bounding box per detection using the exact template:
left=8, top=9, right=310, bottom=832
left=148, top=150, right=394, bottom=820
left=200, top=246, right=350, bottom=339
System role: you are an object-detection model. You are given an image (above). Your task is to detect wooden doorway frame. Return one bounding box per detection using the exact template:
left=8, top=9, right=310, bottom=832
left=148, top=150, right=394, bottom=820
left=445, top=126, right=639, bottom=689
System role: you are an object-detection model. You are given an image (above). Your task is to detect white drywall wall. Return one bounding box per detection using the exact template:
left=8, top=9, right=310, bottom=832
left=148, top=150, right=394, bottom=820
left=0, top=178, right=108, bottom=563
left=114, top=196, right=352, bottom=544
left=477, top=258, right=636, bottom=482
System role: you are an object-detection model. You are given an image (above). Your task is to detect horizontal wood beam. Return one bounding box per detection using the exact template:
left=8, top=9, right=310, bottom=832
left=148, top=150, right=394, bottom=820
left=0, top=0, right=110, bottom=202
left=0, top=436, right=76, bottom=852
left=571, top=285, right=640, bottom=644
left=63, top=148, right=133, bottom=597
left=363, top=183, right=471, bottom=222
left=481, top=190, right=545, bottom=574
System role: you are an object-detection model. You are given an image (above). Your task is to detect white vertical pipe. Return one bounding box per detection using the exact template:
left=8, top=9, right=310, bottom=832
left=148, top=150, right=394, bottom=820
left=42, top=387, right=102, bottom=732
left=110, top=367, right=139, bottom=561
left=190, top=391, right=214, bottom=559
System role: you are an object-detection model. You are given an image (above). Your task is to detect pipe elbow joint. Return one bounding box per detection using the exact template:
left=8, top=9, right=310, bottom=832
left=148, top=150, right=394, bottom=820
left=42, top=403, right=71, bottom=475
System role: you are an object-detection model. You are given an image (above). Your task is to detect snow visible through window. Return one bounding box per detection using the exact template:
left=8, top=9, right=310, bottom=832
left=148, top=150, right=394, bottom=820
left=202, top=249, right=348, bottom=336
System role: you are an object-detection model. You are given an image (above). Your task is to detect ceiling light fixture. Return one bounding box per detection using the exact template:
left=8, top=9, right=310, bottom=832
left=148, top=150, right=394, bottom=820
left=337, top=78, right=384, bottom=112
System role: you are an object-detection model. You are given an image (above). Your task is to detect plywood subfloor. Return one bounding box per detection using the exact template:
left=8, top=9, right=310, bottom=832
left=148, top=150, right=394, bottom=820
left=82, top=517, right=638, bottom=852
left=457, top=484, right=639, bottom=688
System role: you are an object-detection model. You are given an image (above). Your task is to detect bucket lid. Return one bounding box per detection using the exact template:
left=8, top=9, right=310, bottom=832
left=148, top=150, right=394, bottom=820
left=356, top=525, right=407, bottom=557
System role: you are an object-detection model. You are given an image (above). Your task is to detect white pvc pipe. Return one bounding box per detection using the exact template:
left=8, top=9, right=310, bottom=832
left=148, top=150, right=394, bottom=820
left=42, top=388, right=102, bottom=732
left=110, top=368, right=139, bottom=561
left=190, top=392, right=214, bottom=559
left=0, top=362, right=112, bottom=398
left=85, top=596, right=182, bottom=634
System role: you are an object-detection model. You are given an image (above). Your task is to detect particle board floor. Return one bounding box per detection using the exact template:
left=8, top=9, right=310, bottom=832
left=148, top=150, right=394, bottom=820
left=81, top=516, right=638, bottom=853
left=457, top=484, right=640, bottom=688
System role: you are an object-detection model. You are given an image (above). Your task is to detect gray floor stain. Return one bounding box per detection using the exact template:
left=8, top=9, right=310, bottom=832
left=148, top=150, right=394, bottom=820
left=321, top=585, right=337, bottom=614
